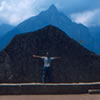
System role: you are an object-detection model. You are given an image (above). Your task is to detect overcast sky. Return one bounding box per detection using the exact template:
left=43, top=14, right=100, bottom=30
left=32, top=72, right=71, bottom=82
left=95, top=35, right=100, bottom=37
left=0, top=0, right=100, bottom=27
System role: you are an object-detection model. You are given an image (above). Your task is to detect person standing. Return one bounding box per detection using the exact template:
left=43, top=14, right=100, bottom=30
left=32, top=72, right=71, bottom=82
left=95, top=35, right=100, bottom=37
left=32, top=52, right=60, bottom=83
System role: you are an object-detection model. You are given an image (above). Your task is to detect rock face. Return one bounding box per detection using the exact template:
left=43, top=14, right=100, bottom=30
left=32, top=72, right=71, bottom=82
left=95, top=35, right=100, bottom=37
left=0, top=51, right=13, bottom=82
left=0, top=5, right=94, bottom=53
left=0, top=25, right=99, bottom=83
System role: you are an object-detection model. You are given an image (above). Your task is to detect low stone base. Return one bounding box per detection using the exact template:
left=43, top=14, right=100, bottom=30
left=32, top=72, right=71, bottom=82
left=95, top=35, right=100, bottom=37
left=0, top=82, right=100, bottom=95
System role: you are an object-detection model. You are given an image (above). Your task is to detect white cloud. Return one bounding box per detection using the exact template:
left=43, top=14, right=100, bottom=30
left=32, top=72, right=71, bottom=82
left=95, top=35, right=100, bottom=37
left=0, top=1, right=6, bottom=11
left=0, top=0, right=34, bottom=25
left=70, top=9, right=100, bottom=27
left=0, top=0, right=100, bottom=27
left=0, top=0, right=52, bottom=25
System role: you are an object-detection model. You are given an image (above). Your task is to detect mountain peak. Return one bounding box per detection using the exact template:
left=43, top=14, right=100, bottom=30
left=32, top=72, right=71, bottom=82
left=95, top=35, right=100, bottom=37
left=3, top=24, right=99, bottom=83
left=44, top=25, right=58, bottom=29
left=48, top=4, right=57, bottom=11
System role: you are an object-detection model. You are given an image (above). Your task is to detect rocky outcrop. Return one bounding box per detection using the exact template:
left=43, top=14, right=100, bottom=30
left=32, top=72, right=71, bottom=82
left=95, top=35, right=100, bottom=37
left=1, top=25, right=100, bottom=83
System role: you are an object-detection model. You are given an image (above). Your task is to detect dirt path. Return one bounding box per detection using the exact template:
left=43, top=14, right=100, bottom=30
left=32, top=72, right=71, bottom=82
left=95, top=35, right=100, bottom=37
left=0, top=95, right=100, bottom=100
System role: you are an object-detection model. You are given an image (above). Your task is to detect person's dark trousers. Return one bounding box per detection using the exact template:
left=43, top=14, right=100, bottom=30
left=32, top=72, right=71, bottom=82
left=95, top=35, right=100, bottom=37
left=42, top=67, right=51, bottom=83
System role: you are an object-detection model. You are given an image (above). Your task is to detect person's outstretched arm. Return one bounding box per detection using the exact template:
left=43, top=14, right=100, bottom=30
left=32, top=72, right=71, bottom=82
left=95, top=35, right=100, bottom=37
left=50, top=57, right=61, bottom=60
left=32, top=55, right=43, bottom=58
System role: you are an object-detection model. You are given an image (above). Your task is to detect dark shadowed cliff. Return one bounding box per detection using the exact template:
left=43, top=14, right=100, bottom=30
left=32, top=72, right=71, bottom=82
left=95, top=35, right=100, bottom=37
left=0, top=25, right=100, bottom=83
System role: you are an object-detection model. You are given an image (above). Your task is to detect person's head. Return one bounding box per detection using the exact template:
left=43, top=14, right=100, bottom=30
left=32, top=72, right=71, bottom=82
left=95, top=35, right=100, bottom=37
left=46, top=52, right=49, bottom=56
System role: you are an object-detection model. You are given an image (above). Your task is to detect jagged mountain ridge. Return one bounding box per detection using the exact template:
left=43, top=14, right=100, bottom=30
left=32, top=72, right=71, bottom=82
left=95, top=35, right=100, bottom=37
left=0, top=24, right=14, bottom=37
left=89, top=26, right=100, bottom=54
left=0, top=5, right=94, bottom=53
left=1, top=25, right=100, bottom=83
